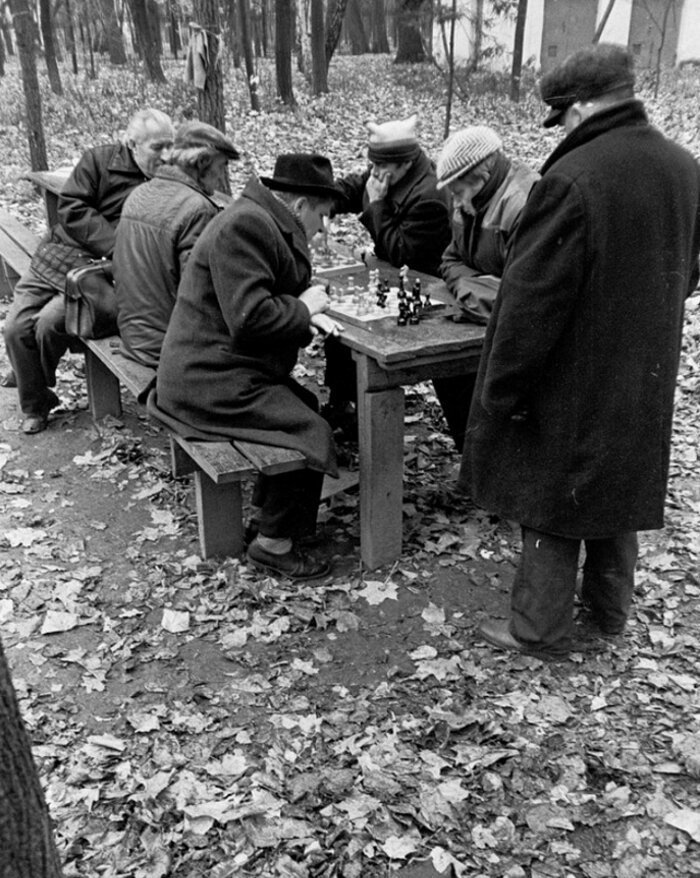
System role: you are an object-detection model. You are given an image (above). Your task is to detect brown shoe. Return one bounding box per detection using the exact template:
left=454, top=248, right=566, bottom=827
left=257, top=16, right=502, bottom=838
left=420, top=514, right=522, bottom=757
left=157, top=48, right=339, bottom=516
left=246, top=539, right=331, bottom=581
left=477, top=619, right=568, bottom=661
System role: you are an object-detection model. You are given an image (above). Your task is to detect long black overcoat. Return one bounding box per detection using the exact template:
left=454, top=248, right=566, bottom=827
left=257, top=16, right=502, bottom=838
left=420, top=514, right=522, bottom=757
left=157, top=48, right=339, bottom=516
left=467, top=101, right=700, bottom=538
left=150, top=177, right=337, bottom=476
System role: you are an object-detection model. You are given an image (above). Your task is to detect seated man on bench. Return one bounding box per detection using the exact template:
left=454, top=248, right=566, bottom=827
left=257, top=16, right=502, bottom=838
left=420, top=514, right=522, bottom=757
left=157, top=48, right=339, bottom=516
left=149, top=154, right=344, bottom=580
left=114, top=121, right=240, bottom=390
left=3, top=108, right=174, bottom=434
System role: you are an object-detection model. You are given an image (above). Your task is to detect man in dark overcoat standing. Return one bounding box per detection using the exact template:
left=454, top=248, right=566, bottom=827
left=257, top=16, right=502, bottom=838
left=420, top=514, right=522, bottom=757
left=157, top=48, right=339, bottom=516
left=466, top=44, right=700, bottom=658
left=150, top=155, right=344, bottom=581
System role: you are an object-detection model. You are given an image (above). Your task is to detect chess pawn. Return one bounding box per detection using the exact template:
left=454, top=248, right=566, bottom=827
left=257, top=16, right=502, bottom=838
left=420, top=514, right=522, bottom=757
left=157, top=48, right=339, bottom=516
left=412, top=278, right=421, bottom=299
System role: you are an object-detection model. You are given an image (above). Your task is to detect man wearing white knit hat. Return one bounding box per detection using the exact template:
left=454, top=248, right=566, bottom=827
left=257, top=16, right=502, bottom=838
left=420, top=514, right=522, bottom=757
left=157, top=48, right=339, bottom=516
left=432, top=125, right=539, bottom=455
left=324, top=114, right=452, bottom=435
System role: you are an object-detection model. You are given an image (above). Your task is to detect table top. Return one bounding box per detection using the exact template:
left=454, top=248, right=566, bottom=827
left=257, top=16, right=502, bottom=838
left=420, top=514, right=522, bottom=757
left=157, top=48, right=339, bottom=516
left=315, top=255, right=485, bottom=367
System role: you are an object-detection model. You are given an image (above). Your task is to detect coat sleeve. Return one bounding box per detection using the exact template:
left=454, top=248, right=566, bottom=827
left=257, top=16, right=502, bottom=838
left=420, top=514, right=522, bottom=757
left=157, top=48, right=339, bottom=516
left=440, top=220, right=491, bottom=325
left=362, top=196, right=451, bottom=270
left=210, top=212, right=312, bottom=348
left=481, top=173, right=587, bottom=417
left=176, top=205, right=218, bottom=280
left=57, top=149, right=118, bottom=257
left=333, top=170, right=370, bottom=216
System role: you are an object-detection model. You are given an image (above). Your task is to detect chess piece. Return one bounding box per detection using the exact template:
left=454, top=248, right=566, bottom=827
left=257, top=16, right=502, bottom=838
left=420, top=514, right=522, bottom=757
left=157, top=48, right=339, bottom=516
left=397, top=300, right=408, bottom=326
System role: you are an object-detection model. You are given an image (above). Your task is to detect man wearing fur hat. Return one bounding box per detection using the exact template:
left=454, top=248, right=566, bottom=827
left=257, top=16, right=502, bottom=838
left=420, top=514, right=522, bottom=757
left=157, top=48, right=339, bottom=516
left=467, top=43, right=700, bottom=658
left=150, top=154, right=344, bottom=580
left=433, top=125, right=539, bottom=453
left=114, top=121, right=240, bottom=383
left=325, top=115, right=451, bottom=433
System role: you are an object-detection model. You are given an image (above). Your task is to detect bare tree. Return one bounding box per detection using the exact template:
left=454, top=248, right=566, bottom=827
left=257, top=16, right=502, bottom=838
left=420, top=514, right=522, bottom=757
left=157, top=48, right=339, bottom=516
left=509, top=0, right=527, bottom=101
left=0, top=637, right=63, bottom=877
left=593, top=0, right=617, bottom=42
left=126, top=0, right=166, bottom=81
left=369, top=0, right=390, bottom=53
left=7, top=0, right=47, bottom=170
left=275, top=0, right=295, bottom=104
left=640, top=0, right=680, bottom=97
left=310, top=0, right=327, bottom=93
left=346, top=0, right=368, bottom=53
left=38, top=0, right=62, bottom=93
left=324, top=0, right=349, bottom=67
left=238, top=0, right=261, bottom=111
left=395, top=0, right=426, bottom=63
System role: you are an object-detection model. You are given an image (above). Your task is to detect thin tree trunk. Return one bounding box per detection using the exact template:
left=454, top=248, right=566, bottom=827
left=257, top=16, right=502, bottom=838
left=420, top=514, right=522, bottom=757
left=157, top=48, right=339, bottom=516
left=593, top=0, right=617, bottom=43
left=0, top=24, right=5, bottom=75
left=324, top=0, right=349, bottom=67
left=64, top=0, right=79, bottom=74
left=310, top=0, right=327, bottom=92
left=7, top=0, right=48, bottom=171
left=260, top=0, right=268, bottom=55
left=469, top=0, right=484, bottom=72
left=193, top=0, right=228, bottom=191
left=0, top=637, right=63, bottom=877
left=38, top=0, right=63, bottom=94
left=444, top=0, right=456, bottom=138
left=1, top=21, right=15, bottom=55
left=275, top=0, right=295, bottom=105
left=238, top=0, right=261, bottom=110
left=509, top=0, right=527, bottom=102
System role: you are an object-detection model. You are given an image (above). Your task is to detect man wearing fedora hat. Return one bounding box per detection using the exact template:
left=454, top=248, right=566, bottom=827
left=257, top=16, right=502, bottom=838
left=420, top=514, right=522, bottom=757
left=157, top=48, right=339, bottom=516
left=150, top=153, right=343, bottom=580
left=114, top=121, right=240, bottom=388
left=466, top=43, right=700, bottom=659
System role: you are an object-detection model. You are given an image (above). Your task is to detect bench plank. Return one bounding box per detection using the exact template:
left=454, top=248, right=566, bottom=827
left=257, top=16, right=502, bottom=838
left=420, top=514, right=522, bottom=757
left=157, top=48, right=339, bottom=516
left=234, top=440, right=306, bottom=475
left=173, top=436, right=257, bottom=485
left=0, top=209, right=39, bottom=297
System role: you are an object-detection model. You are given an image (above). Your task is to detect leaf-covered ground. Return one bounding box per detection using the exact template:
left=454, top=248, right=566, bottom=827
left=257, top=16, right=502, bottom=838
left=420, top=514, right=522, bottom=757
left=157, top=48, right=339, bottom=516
left=1, top=54, right=700, bottom=878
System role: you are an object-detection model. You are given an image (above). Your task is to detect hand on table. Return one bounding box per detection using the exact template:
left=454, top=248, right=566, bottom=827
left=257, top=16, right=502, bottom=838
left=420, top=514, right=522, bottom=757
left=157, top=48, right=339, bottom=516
left=299, top=283, right=330, bottom=317
left=311, top=313, right=344, bottom=337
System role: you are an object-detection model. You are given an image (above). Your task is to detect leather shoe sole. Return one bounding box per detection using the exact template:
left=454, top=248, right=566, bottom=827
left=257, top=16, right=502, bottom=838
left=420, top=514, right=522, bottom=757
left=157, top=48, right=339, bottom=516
left=477, top=619, right=568, bottom=661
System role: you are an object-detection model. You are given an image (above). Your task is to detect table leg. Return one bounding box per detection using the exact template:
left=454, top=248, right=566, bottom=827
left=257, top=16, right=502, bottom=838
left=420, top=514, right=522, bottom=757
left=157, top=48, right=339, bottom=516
left=355, top=357, right=405, bottom=570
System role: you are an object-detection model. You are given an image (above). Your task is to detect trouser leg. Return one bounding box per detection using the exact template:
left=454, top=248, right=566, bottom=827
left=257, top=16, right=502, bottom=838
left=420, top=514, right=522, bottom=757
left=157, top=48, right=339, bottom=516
left=510, top=526, right=580, bottom=653
left=433, top=372, right=477, bottom=452
left=580, top=533, right=638, bottom=633
left=254, top=469, right=324, bottom=540
left=3, top=270, right=64, bottom=416
left=324, top=337, right=357, bottom=406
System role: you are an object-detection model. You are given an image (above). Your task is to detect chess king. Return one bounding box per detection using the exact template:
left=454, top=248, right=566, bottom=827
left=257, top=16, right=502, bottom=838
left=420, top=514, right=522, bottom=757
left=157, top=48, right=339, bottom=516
left=324, top=117, right=452, bottom=436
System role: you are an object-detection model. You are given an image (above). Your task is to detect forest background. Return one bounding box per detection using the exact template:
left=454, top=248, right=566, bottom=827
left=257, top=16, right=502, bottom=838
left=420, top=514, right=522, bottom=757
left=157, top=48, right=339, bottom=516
left=2, top=1, right=700, bottom=877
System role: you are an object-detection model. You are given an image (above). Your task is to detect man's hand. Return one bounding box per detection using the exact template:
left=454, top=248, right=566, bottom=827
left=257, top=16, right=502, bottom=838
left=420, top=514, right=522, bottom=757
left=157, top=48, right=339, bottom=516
left=299, top=283, right=330, bottom=317
left=365, top=169, right=390, bottom=203
left=310, top=313, right=344, bottom=337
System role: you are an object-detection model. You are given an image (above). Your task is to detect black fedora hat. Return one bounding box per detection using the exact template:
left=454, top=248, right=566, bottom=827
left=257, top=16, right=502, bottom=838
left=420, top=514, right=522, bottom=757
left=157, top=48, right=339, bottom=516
left=260, top=154, right=342, bottom=198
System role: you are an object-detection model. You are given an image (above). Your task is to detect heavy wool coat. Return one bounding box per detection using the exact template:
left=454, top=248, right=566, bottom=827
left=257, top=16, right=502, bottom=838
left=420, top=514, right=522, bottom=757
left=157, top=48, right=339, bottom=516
left=150, top=177, right=337, bottom=476
left=334, top=150, right=451, bottom=275
left=467, top=100, right=700, bottom=538
left=114, top=165, right=220, bottom=369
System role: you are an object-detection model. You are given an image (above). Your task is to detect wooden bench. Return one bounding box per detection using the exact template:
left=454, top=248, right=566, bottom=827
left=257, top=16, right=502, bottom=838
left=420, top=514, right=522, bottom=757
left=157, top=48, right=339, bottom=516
left=0, top=208, right=39, bottom=297
left=83, top=337, right=358, bottom=559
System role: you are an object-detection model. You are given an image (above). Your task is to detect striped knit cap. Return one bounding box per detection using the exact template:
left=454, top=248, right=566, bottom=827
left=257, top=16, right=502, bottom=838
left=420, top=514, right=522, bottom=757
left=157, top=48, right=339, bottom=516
left=367, top=115, right=421, bottom=163
left=436, top=126, right=503, bottom=189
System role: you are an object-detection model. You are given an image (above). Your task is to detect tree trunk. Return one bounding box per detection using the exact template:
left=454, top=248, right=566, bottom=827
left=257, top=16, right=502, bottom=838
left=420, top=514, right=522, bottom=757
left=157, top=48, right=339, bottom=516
left=444, top=0, right=456, bottom=138
left=8, top=0, right=48, bottom=171
left=238, top=0, right=261, bottom=111
left=260, top=0, right=268, bottom=55
left=310, top=0, right=327, bottom=92
left=346, top=0, right=368, bottom=53
left=324, top=0, right=349, bottom=67
left=509, top=0, right=527, bottom=101
left=1, top=21, right=15, bottom=55
left=369, top=0, right=390, bottom=53
left=38, top=0, right=63, bottom=94
left=168, top=0, right=181, bottom=56
left=394, top=0, right=426, bottom=63
left=0, top=637, right=63, bottom=877
left=0, top=24, right=5, bottom=75
left=469, top=0, right=484, bottom=72
left=193, top=0, right=228, bottom=193
left=127, top=0, right=166, bottom=81
left=99, top=0, right=127, bottom=64
left=275, top=0, right=295, bottom=105
left=225, top=0, right=242, bottom=68
left=64, top=0, right=79, bottom=74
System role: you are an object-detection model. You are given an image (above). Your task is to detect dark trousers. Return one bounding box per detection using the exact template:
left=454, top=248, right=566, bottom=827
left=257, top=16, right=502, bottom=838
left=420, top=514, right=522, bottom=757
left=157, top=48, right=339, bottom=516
left=252, top=469, right=324, bottom=540
left=510, top=527, right=638, bottom=653
left=3, top=268, right=74, bottom=415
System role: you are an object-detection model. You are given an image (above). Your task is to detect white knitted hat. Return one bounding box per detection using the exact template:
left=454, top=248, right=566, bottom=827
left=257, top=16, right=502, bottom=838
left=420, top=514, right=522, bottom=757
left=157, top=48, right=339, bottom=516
left=366, top=114, right=421, bottom=162
left=436, top=126, right=503, bottom=189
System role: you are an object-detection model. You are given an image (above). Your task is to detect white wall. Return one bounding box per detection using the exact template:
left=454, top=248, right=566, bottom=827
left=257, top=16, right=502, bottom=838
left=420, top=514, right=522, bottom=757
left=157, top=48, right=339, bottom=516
left=678, top=0, right=700, bottom=63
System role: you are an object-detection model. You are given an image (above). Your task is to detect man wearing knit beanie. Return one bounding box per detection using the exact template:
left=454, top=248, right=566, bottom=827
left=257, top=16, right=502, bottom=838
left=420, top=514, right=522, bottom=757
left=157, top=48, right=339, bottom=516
left=430, top=125, right=538, bottom=459
left=325, top=115, right=451, bottom=435
left=466, top=43, right=700, bottom=660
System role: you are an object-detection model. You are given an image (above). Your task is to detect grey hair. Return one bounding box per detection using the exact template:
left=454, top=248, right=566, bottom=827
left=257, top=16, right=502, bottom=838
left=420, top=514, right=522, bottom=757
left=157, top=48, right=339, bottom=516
left=122, top=108, right=172, bottom=145
left=167, top=145, right=216, bottom=171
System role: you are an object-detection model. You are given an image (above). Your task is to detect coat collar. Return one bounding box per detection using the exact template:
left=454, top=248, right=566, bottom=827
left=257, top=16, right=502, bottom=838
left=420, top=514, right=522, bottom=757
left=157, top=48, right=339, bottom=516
left=241, top=176, right=311, bottom=270
left=108, top=141, right=147, bottom=178
left=389, top=149, right=438, bottom=206
left=541, top=99, right=648, bottom=175
left=153, top=164, right=220, bottom=205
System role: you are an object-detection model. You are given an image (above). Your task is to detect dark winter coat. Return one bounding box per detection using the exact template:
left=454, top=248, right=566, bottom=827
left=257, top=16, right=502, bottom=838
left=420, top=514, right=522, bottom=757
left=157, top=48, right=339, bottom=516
left=114, top=165, right=221, bottom=369
left=31, top=142, right=148, bottom=290
left=334, top=150, right=451, bottom=275
left=149, top=177, right=337, bottom=476
left=467, top=100, right=700, bottom=538
left=440, top=159, right=539, bottom=324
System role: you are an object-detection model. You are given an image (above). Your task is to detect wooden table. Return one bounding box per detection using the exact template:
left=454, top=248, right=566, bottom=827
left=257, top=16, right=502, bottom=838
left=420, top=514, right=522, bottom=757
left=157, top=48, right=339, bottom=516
left=318, top=256, right=486, bottom=570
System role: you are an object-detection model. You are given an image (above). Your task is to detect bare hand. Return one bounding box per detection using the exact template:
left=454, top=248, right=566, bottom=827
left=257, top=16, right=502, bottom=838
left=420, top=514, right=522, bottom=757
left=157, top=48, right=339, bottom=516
left=299, top=283, right=330, bottom=317
left=366, top=171, right=390, bottom=202
left=311, top=313, right=344, bottom=337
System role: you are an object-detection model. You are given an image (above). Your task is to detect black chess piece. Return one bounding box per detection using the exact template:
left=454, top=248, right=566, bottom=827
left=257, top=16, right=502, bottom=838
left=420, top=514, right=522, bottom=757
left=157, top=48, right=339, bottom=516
left=397, top=300, right=408, bottom=326
left=409, top=300, right=420, bottom=325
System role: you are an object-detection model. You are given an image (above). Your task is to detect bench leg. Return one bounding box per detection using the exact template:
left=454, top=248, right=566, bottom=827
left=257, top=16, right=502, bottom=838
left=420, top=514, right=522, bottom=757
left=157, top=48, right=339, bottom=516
left=194, top=471, right=245, bottom=558
left=170, top=436, right=197, bottom=478
left=85, top=349, right=122, bottom=419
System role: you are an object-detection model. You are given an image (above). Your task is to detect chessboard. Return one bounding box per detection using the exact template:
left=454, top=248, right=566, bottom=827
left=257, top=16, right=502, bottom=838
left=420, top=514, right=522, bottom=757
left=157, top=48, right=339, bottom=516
left=326, top=267, right=449, bottom=329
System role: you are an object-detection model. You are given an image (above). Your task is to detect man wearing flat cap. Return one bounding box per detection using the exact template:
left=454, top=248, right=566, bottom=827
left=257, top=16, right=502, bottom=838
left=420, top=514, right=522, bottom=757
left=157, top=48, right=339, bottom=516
left=114, top=120, right=240, bottom=384
left=151, top=153, right=343, bottom=580
left=325, top=115, right=451, bottom=433
left=466, top=43, right=700, bottom=659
